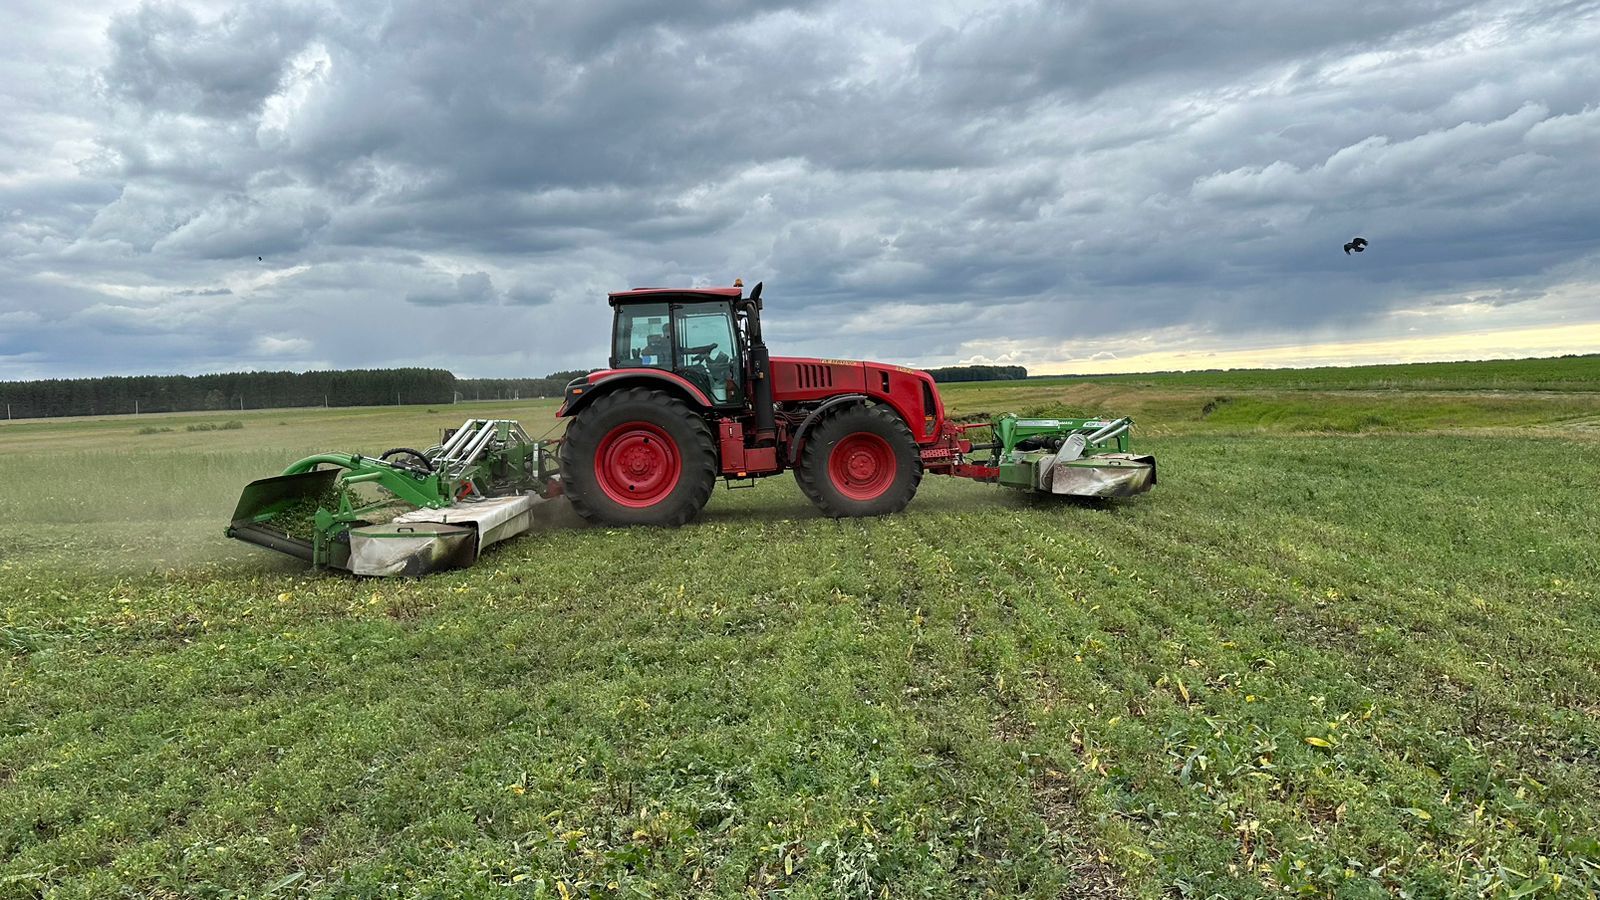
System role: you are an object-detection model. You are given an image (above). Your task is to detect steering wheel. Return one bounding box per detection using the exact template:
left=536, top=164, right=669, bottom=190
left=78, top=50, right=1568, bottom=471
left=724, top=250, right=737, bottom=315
left=682, top=342, right=719, bottom=360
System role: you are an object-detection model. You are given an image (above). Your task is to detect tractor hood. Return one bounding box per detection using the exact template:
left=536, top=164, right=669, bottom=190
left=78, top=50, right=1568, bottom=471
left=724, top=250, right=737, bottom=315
left=769, top=356, right=944, bottom=442
left=770, top=356, right=936, bottom=391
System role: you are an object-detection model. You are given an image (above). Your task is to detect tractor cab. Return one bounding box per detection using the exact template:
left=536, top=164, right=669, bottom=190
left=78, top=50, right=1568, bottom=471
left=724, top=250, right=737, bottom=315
left=608, top=287, right=749, bottom=407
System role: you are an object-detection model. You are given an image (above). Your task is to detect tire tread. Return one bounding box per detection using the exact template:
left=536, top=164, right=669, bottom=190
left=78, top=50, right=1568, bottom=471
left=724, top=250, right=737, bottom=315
left=796, top=403, right=922, bottom=517
left=560, top=387, right=716, bottom=526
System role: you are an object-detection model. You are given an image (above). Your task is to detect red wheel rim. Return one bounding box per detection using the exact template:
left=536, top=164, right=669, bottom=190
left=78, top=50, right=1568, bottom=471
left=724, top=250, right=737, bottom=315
left=828, top=433, right=896, bottom=501
left=594, top=422, right=682, bottom=508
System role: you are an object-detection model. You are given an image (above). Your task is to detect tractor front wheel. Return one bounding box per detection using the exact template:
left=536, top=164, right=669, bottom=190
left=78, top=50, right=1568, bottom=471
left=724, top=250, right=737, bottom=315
left=561, top=387, right=716, bottom=526
left=797, top=404, right=922, bottom=518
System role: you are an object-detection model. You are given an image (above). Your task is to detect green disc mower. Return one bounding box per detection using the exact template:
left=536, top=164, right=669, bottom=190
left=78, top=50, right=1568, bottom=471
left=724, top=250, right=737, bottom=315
left=227, top=419, right=560, bottom=576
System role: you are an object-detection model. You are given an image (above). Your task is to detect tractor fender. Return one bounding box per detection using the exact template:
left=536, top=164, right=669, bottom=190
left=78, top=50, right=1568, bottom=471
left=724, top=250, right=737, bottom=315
left=786, top=393, right=871, bottom=464
left=557, top=369, right=714, bottom=418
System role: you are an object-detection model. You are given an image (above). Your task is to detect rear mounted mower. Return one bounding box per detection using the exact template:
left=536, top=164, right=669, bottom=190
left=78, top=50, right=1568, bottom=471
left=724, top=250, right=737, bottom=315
left=227, top=419, right=558, bottom=576
left=227, top=283, right=1156, bottom=575
left=984, top=414, right=1156, bottom=497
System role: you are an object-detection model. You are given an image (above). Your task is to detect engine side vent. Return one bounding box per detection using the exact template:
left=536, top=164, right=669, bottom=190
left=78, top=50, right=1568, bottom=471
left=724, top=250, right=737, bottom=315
left=798, top=364, right=833, bottom=390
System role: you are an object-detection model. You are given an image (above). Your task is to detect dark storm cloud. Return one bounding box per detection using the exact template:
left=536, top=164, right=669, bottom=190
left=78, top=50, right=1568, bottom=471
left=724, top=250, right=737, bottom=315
left=405, top=271, right=499, bottom=307
left=105, top=2, right=322, bottom=117
left=402, top=270, right=555, bottom=309
left=1, top=0, right=1598, bottom=380
left=533, top=0, right=831, bottom=54
left=915, top=1, right=1475, bottom=106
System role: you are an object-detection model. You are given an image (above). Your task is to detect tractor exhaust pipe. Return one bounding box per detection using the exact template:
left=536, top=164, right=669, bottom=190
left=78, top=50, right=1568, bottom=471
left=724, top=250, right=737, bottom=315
left=741, top=282, right=776, bottom=440
left=750, top=345, right=775, bottom=437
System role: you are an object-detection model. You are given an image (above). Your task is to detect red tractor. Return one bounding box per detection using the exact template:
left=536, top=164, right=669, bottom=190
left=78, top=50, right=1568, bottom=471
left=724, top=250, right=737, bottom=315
left=228, top=281, right=1153, bottom=575
left=555, top=281, right=1154, bottom=526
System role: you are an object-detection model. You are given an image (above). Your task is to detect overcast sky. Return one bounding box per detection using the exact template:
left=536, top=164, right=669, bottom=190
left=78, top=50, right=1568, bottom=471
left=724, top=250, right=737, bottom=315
left=2, top=0, right=1598, bottom=380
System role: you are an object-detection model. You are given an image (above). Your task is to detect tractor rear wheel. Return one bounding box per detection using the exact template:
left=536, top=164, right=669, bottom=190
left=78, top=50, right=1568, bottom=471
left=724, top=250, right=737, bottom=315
left=797, top=404, right=922, bottom=518
left=561, top=387, right=716, bottom=527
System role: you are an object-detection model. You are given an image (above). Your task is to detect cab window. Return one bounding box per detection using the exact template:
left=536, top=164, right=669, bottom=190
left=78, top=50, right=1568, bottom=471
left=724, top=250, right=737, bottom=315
left=673, top=302, right=740, bottom=404
left=613, top=303, right=672, bottom=370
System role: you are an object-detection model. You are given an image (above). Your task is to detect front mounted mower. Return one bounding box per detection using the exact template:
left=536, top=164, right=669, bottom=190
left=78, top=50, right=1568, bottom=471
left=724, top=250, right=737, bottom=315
left=227, top=282, right=1156, bottom=575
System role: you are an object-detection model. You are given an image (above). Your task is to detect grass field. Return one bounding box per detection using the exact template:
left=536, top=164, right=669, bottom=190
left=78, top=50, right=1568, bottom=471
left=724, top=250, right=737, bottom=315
left=2, top=359, right=1598, bottom=898
left=1030, top=354, right=1600, bottom=393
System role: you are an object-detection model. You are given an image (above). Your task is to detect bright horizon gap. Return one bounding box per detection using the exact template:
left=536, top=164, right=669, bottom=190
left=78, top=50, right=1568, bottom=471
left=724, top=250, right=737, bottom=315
left=1020, top=321, right=1600, bottom=377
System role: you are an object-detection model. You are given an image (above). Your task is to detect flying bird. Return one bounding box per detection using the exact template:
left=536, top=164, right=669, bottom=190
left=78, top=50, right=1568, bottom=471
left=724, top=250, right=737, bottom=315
left=1343, top=237, right=1368, bottom=255
left=258, top=256, right=263, bottom=261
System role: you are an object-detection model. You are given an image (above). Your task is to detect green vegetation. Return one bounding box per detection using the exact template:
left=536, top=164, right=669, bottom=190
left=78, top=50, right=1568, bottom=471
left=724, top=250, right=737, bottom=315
left=1036, top=353, right=1600, bottom=393
left=8, top=354, right=1592, bottom=420
left=926, top=364, right=1028, bottom=383
left=459, top=371, right=594, bottom=402
left=0, top=369, right=459, bottom=419
left=1, top=366, right=1597, bottom=897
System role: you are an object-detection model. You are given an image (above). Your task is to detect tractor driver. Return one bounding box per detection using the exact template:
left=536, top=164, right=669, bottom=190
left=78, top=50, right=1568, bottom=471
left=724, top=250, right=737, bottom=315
left=640, top=331, right=671, bottom=367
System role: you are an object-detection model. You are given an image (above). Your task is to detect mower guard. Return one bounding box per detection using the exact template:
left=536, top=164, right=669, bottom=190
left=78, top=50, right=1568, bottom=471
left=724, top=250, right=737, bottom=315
left=1043, top=452, right=1157, bottom=498
left=225, top=469, right=340, bottom=562
left=348, top=494, right=543, bottom=576
left=348, top=522, right=476, bottom=577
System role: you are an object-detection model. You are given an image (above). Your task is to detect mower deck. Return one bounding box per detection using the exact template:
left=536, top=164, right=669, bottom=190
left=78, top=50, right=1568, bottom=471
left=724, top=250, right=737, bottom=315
left=1045, top=453, right=1158, bottom=497
left=348, top=494, right=545, bottom=576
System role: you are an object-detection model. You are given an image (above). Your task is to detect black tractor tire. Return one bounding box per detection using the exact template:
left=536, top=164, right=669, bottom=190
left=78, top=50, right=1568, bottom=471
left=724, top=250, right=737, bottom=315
left=797, top=404, right=923, bottom=518
left=794, top=457, right=826, bottom=507
left=560, top=387, right=716, bottom=527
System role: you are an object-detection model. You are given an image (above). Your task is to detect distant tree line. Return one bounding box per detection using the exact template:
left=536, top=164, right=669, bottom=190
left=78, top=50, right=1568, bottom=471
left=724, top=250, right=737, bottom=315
left=0, top=363, right=1032, bottom=418
left=0, top=368, right=461, bottom=419
left=455, top=371, right=591, bottom=401
left=926, top=365, right=1028, bottom=383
